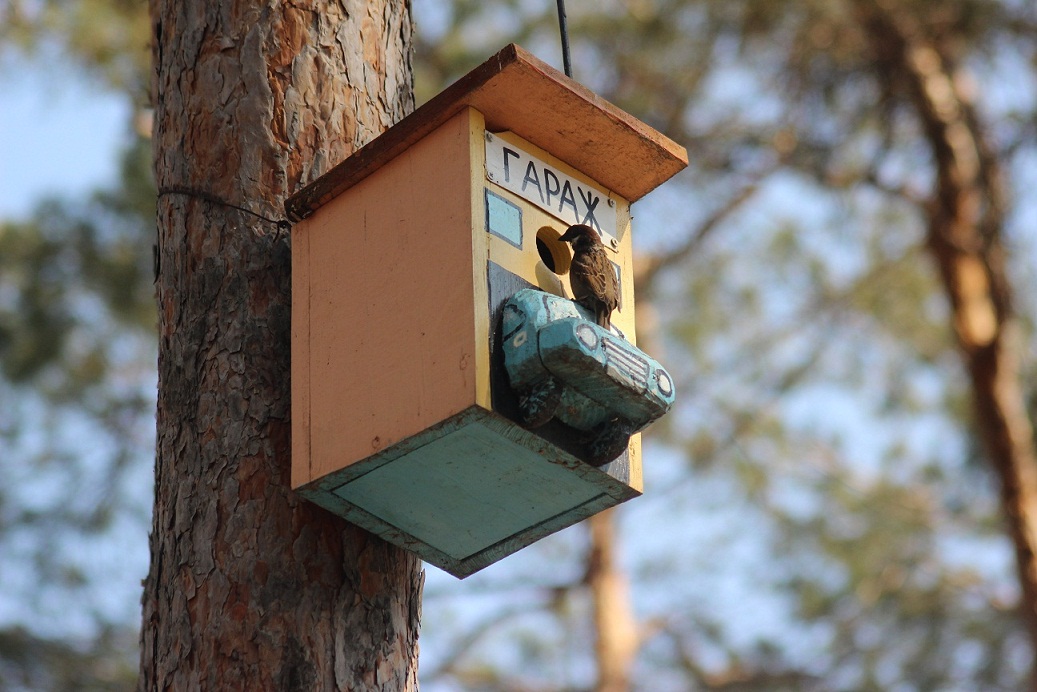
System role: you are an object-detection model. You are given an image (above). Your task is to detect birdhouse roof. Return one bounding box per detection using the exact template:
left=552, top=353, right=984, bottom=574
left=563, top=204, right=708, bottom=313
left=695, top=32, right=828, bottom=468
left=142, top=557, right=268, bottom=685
left=285, top=44, right=688, bottom=221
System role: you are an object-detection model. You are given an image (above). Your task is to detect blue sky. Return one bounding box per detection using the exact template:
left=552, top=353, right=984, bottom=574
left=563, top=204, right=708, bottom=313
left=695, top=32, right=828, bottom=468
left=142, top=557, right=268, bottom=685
left=0, top=64, right=131, bottom=219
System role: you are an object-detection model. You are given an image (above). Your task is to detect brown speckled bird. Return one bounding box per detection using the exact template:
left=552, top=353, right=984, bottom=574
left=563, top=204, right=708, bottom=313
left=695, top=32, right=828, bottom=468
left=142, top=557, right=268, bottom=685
left=560, top=224, right=620, bottom=330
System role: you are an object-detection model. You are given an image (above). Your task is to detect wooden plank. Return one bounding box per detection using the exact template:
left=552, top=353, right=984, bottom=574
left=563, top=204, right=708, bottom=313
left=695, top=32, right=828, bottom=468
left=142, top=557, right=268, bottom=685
left=290, top=214, right=312, bottom=488
left=300, top=109, right=479, bottom=482
left=468, top=110, right=494, bottom=411
left=296, top=405, right=640, bottom=577
left=285, top=44, right=688, bottom=221
left=333, top=420, right=603, bottom=560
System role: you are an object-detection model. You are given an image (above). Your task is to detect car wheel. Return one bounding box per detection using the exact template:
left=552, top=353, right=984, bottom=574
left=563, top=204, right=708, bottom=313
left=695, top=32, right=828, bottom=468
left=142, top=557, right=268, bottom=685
left=519, top=377, right=562, bottom=428
left=587, top=419, right=633, bottom=466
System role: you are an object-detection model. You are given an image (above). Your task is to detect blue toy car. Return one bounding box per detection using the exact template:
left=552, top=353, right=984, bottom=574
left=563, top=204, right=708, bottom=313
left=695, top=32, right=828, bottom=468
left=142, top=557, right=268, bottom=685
left=501, top=288, right=675, bottom=465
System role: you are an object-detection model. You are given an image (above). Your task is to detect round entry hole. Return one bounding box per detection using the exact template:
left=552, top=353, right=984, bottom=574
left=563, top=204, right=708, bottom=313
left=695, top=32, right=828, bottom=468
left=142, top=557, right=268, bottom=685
left=536, top=226, right=571, bottom=275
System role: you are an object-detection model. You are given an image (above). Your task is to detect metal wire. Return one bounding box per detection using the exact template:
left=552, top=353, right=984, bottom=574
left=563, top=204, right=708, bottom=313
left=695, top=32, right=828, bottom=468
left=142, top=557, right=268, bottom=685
left=157, top=185, right=291, bottom=235
left=556, top=0, right=573, bottom=78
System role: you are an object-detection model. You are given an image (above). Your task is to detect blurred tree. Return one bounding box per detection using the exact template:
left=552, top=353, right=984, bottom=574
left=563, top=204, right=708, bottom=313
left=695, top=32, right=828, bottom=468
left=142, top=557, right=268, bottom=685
left=414, top=0, right=1037, bottom=689
left=0, top=1, right=151, bottom=687
left=0, top=0, right=150, bottom=101
left=0, top=626, right=138, bottom=691
left=0, top=136, right=155, bottom=690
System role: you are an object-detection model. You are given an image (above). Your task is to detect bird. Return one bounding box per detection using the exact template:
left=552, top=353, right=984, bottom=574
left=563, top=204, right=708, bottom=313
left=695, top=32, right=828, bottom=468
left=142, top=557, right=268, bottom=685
left=559, top=224, right=620, bottom=330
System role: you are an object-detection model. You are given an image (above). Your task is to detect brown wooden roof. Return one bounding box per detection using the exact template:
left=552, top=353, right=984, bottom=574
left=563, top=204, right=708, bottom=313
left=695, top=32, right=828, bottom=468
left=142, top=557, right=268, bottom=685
left=285, top=44, right=688, bottom=221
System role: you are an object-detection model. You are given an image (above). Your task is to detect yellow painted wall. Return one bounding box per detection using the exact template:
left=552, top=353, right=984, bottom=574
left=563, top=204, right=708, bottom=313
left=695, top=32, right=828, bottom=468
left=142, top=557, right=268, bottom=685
left=483, top=131, right=637, bottom=342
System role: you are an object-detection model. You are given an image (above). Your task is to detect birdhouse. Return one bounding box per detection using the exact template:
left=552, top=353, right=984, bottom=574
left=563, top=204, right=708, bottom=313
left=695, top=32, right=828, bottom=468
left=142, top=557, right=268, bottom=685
left=286, top=44, right=687, bottom=578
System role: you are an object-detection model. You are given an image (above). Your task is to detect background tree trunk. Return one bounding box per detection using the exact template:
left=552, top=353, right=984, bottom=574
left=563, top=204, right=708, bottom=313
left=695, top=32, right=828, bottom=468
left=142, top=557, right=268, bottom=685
left=140, top=2, right=422, bottom=689
left=857, top=0, right=1037, bottom=659
left=587, top=510, right=639, bottom=692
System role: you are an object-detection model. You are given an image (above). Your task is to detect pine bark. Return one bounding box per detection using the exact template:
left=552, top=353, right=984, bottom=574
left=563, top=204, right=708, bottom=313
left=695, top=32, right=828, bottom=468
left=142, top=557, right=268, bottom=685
left=140, top=2, right=422, bottom=689
left=857, top=0, right=1037, bottom=657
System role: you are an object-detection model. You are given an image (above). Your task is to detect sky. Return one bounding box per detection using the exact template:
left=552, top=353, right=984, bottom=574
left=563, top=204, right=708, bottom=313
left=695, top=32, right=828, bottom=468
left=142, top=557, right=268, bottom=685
left=0, top=63, right=131, bottom=220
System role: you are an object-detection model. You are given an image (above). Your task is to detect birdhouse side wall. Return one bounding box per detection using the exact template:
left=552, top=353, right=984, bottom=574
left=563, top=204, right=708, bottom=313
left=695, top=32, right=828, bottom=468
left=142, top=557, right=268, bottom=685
left=292, top=108, right=483, bottom=487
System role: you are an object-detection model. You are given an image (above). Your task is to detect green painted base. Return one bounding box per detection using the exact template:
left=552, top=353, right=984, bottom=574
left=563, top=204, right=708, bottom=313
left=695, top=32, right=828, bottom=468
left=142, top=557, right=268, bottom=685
left=297, top=405, right=640, bottom=578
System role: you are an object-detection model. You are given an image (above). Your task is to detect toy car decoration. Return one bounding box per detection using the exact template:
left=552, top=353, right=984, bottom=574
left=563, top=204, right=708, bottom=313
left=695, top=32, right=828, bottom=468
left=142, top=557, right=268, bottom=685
left=501, top=288, right=675, bottom=465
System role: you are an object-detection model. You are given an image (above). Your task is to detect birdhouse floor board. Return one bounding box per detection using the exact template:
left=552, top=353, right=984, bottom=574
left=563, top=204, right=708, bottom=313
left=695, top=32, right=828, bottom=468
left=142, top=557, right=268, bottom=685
left=295, top=405, right=639, bottom=577
left=332, top=421, right=601, bottom=560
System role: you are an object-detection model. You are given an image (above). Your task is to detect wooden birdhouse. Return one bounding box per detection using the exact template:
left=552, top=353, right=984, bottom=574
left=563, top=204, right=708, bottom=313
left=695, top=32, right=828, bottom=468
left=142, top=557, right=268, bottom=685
left=286, top=44, right=688, bottom=577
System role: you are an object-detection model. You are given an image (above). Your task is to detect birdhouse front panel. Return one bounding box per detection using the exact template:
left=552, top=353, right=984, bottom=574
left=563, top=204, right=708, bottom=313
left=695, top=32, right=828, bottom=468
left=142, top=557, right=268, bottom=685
left=287, top=44, right=688, bottom=577
left=480, top=129, right=636, bottom=339
left=476, top=128, right=646, bottom=486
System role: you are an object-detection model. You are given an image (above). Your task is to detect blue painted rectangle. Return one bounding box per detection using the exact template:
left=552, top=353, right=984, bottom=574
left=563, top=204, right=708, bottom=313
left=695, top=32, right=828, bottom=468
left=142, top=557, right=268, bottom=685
left=485, top=188, right=523, bottom=248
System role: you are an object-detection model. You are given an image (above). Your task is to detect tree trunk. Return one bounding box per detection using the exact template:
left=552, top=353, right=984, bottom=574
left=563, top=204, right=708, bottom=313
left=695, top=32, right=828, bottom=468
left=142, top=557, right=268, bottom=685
left=587, top=510, right=638, bottom=692
left=856, top=0, right=1037, bottom=661
left=140, top=2, right=422, bottom=689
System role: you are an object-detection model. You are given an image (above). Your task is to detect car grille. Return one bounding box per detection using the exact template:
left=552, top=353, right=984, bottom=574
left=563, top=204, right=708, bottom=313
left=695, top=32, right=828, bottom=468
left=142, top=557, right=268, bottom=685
left=603, top=338, right=649, bottom=389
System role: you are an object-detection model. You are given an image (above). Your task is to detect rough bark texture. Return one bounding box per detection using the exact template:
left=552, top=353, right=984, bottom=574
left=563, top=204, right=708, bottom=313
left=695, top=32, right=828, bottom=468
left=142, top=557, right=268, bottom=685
left=857, top=0, right=1037, bottom=657
left=140, top=2, right=422, bottom=689
left=586, top=510, right=638, bottom=692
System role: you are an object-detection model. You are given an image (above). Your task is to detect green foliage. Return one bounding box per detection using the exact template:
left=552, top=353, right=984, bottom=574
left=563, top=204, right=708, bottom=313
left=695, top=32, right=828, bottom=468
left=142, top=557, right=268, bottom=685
left=0, top=626, right=137, bottom=691
left=0, top=0, right=150, bottom=100
left=0, top=137, right=155, bottom=687
left=0, top=139, right=155, bottom=391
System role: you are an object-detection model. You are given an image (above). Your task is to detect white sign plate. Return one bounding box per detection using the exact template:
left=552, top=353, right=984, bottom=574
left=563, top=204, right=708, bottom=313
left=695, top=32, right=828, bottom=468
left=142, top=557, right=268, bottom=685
left=484, top=132, right=617, bottom=243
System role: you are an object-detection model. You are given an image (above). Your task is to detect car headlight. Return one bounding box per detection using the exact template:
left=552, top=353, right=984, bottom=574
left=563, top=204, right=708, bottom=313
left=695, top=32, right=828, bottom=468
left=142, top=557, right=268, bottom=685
left=575, top=323, right=599, bottom=350
left=656, top=370, right=673, bottom=397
